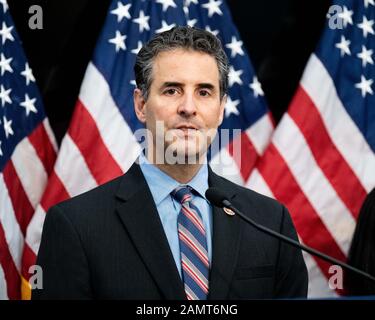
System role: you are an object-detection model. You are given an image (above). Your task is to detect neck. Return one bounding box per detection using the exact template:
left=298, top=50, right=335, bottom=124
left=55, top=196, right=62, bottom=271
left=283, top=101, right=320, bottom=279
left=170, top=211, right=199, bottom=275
left=155, top=162, right=203, bottom=184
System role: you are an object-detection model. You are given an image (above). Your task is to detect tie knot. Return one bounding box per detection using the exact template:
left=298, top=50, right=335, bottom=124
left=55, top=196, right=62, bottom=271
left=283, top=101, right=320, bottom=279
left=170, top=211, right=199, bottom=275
left=171, top=186, right=193, bottom=204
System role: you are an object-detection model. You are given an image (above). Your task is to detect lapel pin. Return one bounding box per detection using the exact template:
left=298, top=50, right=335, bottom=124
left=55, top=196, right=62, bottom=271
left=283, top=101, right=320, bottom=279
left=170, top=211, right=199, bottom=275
left=223, top=207, right=235, bottom=216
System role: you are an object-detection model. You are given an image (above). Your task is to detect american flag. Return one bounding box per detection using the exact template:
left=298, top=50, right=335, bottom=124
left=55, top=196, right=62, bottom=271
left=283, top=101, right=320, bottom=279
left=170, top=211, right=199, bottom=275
left=22, top=0, right=273, bottom=298
left=249, top=0, right=375, bottom=297
left=0, top=1, right=57, bottom=299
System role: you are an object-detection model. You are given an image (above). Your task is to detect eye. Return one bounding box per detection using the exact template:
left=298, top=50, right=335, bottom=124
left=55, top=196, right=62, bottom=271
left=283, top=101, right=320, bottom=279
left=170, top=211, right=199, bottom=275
left=199, top=89, right=211, bottom=97
left=164, top=88, right=179, bottom=96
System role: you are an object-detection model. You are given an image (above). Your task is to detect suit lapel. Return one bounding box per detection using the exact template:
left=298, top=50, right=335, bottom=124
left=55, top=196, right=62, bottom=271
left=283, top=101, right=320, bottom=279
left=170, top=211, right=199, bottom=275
left=115, top=163, right=186, bottom=300
left=207, top=167, right=243, bottom=300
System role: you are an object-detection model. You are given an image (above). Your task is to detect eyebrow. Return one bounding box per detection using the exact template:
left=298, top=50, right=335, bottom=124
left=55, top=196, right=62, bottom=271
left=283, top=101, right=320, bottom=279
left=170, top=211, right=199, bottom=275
left=160, top=82, right=183, bottom=89
left=160, top=82, right=216, bottom=90
left=197, top=83, right=216, bottom=90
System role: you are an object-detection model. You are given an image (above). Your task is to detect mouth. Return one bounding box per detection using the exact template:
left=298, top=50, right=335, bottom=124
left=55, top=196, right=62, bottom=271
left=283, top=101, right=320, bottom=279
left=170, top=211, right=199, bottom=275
left=174, top=124, right=199, bottom=131
left=172, top=125, right=200, bottom=139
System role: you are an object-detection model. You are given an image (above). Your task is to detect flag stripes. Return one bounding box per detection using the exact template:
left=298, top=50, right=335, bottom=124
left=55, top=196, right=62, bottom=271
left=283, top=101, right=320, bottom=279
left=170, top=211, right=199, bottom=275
left=79, top=63, right=141, bottom=172
left=288, top=86, right=367, bottom=217
left=273, top=115, right=356, bottom=253
left=2, top=162, right=34, bottom=235
left=251, top=0, right=375, bottom=295
left=0, top=222, right=20, bottom=299
left=301, top=55, right=375, bottom=192
left=255, top=144, right=347, bottom=278
left=68, top=100, right=124, bottom=185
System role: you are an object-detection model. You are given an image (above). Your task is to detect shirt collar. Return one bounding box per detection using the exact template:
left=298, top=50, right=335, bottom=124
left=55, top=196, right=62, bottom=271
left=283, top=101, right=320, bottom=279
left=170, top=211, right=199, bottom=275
left=138, top=152, right=209, bottom=205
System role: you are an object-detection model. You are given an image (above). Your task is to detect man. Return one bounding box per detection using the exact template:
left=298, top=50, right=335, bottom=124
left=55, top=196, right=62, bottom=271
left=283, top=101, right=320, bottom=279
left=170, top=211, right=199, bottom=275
left=33, top=26, right=308, bottom=300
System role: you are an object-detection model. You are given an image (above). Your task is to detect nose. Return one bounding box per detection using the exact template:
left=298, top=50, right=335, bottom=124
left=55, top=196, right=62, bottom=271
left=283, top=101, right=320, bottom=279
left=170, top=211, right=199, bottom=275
left=177, top=92, right=197, bottom=118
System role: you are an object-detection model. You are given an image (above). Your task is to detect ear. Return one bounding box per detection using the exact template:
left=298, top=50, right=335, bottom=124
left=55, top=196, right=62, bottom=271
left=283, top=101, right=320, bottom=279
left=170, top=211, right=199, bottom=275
left=218, top=94, right=227, bottom=126
left=134, top=88, right=147, bottom=124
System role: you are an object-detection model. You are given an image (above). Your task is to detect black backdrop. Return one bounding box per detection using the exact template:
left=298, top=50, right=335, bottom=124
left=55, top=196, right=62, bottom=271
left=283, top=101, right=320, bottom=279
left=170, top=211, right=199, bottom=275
left=7, top=0, right=331, bottom=144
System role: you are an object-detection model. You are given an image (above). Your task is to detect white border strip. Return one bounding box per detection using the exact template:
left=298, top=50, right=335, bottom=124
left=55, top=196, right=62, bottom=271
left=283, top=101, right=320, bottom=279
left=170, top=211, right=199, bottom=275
left=209, top=147, right=244, bottom=185
left=24, top=205, right=46, bottom=255
left=245, top=113, right=273, bottom=155
left=54, top=134, right=97, bottom=197
left=0, top=264, right=8, bottom=300
left=42, top=118, right=58, bottom=153
left=0, top=174, right=24, bottom=271
left=11, top=138, right=47, bottom=209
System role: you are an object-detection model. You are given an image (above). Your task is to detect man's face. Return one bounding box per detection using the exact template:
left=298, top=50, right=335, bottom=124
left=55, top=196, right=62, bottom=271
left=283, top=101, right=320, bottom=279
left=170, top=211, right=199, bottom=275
left=134, top=48, right=226, bottom=163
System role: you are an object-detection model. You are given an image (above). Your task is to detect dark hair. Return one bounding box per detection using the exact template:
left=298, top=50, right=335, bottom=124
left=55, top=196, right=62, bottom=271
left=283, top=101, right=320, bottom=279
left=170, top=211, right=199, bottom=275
left=134, top=25, right=229, bottom=101
left=344, top=188, right=375, bottom=295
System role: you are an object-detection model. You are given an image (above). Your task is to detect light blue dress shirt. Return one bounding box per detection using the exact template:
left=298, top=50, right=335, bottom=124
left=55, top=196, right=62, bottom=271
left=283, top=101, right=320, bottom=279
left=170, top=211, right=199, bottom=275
left=139, top=153, right=213, bottom=278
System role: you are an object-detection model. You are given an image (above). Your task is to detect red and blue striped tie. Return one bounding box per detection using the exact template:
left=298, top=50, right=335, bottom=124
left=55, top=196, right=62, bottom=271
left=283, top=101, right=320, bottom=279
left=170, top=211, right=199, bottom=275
left=172, top=186, right=210, bottom=300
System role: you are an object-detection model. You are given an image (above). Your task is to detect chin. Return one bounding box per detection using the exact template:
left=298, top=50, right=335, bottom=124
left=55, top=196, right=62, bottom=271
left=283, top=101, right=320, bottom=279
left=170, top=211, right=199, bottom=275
left=164, top=139, right=207, bottom=165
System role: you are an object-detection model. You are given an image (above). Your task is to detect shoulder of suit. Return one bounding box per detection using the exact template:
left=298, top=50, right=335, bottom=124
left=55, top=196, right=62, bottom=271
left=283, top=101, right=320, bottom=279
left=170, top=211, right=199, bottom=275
left=216, top=174, right=285, bottom=214
left=50, top=174, right=125, bottom=216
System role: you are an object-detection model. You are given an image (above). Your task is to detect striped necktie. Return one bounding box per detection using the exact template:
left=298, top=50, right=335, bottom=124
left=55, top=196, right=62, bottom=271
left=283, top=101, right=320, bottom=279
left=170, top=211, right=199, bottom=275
left=172, top=186, right=210, bottom=300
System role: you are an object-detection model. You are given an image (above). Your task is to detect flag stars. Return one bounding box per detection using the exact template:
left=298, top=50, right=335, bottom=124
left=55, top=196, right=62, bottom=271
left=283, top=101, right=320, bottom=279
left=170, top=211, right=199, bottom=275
left=228, top=66, right=243, bottom=87
left=183, top=5, right=189, bottom=17
left=338, top=6, right=353, bottom=28
left=156, top=0, right=177, bottom=12
left=355, top=75, right=373, bottom=97
left=108, top=30, right=126, bottom=52
left=110, top=2, right=131, bottom=22
left=131, top=41, right=143, bottom=55
left=0, top=53, right=13, bottom=75
left=156, top=20, right=176, bottom=34
left=21, top=63, right=35, bottom=85
left=187, top=18, right=197, bottom=27
left=249, top=76, right=264, bottom=98
left=335, top=35, right=351, bottom=57
left=202, top=0, right=223, bottom=17
left=357, top=16, right=374, bottom=38
left=357, top=45, right=373, bottom=67
left=225, top=96, right=240, bottom=117
left=0, top=22, right=14, bottom=44
left=3, top=116, right=13, bottom=138
left=225, top=36, right=244, bottom=58
left=0, top=85, right=11, bottom=107
left=0, top=140, right=2, bottom=156
left=133, top=10, right=150, bottom=33
left=185, top=0, right=198, bottom=6
left=20, top=94, right=38, bottom=116
left=205, top=26, right=219, bottom=37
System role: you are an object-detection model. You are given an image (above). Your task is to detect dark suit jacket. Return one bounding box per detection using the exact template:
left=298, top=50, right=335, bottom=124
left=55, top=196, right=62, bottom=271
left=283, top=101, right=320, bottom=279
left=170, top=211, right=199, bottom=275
left=32, top=163, right=308, bottom=299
